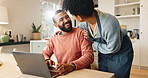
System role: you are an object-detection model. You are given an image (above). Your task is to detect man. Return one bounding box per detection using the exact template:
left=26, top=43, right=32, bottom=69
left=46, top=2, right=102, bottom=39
left=42, top=10, right=94, bottom=75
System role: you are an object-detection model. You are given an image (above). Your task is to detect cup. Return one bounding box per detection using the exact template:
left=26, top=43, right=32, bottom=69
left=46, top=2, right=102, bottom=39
left=17, top=34, right=23, bottom=42
left=24, top=37, right=27, bottom=42
left=133, top=7, right=140, bottom=15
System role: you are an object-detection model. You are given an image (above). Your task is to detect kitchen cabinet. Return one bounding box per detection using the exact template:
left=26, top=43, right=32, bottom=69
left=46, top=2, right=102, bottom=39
left=114, top=0, right=140, bottom=30
left=115, top=0, right=148, bottom=69
left=30, top=40, right=47, bottom=53
left=115, top=0, right=140, bottom=18
left=140, top=0, right=148, bottom=69
left=132, top=39, right=140, bottom=68
left=114, top=0, right=141, bottom=68
left=1, top=44, right=30, bottom=53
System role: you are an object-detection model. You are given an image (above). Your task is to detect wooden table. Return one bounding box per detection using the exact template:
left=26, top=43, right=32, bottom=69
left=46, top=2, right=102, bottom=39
left=0, top=53, right=114, bottom=78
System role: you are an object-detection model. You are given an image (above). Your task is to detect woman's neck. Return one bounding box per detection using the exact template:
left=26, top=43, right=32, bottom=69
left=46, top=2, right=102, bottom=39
left=84, top=13, right=97, bottom=26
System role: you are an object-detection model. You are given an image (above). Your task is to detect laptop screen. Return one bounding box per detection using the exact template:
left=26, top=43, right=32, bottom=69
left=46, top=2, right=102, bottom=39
left=12, top=51, right=59, bottom=78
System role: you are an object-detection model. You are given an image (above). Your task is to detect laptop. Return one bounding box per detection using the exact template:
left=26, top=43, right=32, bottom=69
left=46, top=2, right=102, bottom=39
left=12, top=51, right=59, bottom=78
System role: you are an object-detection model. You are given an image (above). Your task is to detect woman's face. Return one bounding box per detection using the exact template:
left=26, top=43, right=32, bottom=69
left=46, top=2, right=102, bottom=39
left=72, top=15, right=83, bottom=22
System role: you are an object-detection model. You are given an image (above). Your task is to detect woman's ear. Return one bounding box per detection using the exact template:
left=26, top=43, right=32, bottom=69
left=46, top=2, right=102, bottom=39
left=77, top=15, right=83, bottom=22
left=73, top=15, right=83, bottom=22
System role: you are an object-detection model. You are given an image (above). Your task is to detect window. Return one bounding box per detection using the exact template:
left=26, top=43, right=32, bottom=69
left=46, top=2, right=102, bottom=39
left=40, top=0, right=75, bottom=39
left=41, top=1, right=59, bottom=39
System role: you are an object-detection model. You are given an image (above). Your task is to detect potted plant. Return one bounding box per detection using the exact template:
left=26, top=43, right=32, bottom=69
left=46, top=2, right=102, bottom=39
left=31, top=23, right=41, bottom=40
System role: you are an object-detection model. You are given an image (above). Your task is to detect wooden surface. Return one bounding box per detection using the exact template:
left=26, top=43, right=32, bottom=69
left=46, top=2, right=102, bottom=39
left=130, top=68, right=148, bottom=78
left=0, top=53, right=114, bottom=78
left=58, top=69, right=114, bottom=78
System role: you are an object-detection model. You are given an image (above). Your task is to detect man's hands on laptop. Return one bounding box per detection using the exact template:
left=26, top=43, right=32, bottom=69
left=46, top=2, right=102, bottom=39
left=56, top=63, right=75, bottom=75
left=45, top=59, right=55, bottom=67
left=45, top=59, right=76, bottom=75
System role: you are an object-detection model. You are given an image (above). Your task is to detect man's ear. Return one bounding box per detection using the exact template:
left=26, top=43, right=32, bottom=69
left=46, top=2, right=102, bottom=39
left=54, top=23, right=58, bottom=28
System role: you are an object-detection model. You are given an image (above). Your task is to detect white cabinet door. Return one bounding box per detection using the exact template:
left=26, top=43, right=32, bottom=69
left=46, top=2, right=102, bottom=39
left=30, top=40, right=47, bottom=53
left=141, top=0, right=148, bottom=10
left=31, top=42, right=47, bottom=53
left=140, top=0, right=148, bottom=68
left=132, top=40, right=140, bottom=67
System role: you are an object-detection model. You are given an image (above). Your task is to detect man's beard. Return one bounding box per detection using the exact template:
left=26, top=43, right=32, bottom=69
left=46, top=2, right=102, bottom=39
left=58, top=21, right=72, bottom=32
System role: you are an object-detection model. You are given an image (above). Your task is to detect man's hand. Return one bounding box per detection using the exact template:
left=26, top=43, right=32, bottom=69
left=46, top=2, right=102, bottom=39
left=45, top=59, right=55, bottom=67
left=56, top=64, right=74, bottom=75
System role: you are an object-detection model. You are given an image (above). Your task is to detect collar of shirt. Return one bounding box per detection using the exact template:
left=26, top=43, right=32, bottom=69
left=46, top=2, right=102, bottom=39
left=88, top=9, right=103, bottom=38
left=59, top=31, right=63, bottom=35
left=88, top=23, right=98, bottom=38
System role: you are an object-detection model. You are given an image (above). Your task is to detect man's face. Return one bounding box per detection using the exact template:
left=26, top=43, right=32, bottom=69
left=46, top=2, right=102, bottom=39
left=54, top=12, right=72, bottom=32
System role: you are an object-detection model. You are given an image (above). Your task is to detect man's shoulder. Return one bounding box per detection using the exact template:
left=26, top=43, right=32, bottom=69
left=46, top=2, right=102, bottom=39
left=72, top=27, right=87, bottom=38
left=48, top=31, right=60, bottom=40
left=73, top=27, right=85, bottom=33
left=73, top=27, right=83, bottom=30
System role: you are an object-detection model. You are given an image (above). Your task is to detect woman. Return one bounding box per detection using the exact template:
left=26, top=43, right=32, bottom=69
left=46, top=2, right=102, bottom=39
left=62, top=0, right=133, bottom=78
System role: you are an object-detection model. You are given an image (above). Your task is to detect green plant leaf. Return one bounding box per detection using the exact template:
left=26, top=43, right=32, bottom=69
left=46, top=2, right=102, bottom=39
left=36, top=25, right=41, bottom=32
left=31, top=22, right=41, bottom=33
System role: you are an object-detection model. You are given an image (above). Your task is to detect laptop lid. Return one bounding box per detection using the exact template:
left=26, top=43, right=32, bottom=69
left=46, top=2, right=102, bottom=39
left=12, top=51, right=51, bottom=78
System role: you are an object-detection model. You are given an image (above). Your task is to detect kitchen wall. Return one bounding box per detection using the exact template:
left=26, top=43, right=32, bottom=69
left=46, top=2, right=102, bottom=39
left=0, top=0, right=41, bottom=41
left=98, top=0, right=114, bottom=15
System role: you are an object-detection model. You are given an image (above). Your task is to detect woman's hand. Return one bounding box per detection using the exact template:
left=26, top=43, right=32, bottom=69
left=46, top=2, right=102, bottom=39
left=82, top=30, right=94, bottom=43
left=82, top=30, right=89, bottom=39
left=56, top=63, right=74, bottom=75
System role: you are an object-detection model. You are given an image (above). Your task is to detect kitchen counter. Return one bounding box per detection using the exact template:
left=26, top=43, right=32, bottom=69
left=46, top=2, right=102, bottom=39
left=0, top=53, right=114, bottom=78
left=0, top=41, right=30, bottom=46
